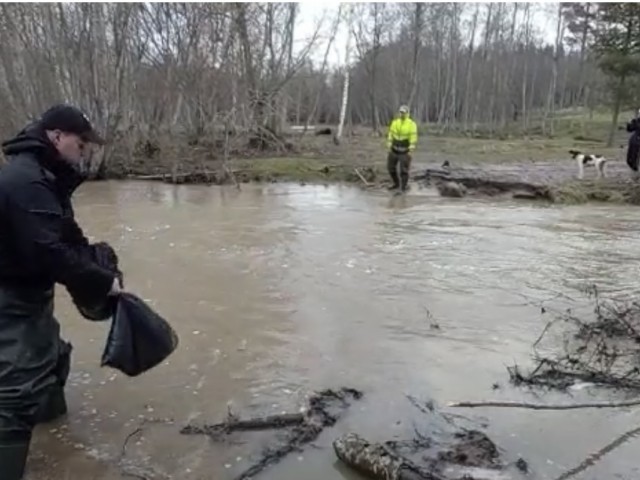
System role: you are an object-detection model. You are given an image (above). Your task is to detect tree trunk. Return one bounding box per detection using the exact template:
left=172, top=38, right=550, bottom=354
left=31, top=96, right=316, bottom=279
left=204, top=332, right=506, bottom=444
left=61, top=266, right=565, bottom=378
left=543, top=3, right=564, bottom=137
left=408, top=2, right=424, bottom=108
left=462, top=4, right=479, bottom=130
left=336, top=5, right=353, bottom=144
left=608, top=74, right=626, bottom=147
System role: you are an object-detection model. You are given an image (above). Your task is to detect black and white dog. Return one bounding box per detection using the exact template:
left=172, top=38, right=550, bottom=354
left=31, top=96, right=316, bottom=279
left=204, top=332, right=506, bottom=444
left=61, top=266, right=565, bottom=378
left=569, top=149, right=608, bottom=179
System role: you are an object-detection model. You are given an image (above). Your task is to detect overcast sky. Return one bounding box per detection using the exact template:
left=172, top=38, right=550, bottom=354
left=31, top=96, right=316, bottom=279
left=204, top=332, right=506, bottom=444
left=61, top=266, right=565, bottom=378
left=295, top=1, right=562, bottom=67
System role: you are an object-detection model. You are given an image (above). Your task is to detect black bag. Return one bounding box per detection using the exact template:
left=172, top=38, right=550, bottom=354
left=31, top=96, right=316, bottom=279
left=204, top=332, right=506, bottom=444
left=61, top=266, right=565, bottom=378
left=101, top=292, right=179, bottom=377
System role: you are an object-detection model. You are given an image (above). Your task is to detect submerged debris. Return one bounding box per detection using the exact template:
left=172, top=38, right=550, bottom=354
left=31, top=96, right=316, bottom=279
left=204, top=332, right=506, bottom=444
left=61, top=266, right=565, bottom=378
left=437, top=430, right=500, bottom=468
left=436, top=181, right=468, bottom=198
left=181, top=387, right=363, bottom=480
left=509, top=285, right=640, bottom=391
left=333, top=433, right=437, bottom=480
left=334, top=396, right=523, bottom=480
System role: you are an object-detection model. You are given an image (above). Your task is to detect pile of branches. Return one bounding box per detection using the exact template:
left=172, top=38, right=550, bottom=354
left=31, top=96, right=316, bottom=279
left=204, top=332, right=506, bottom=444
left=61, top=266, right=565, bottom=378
left=509, top=285, right=640, bottom=391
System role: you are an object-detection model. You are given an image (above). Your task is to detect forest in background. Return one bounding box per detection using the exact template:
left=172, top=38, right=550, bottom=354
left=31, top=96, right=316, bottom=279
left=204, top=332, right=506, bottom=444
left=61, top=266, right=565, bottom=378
left=0, top=2, right=638, bottom=173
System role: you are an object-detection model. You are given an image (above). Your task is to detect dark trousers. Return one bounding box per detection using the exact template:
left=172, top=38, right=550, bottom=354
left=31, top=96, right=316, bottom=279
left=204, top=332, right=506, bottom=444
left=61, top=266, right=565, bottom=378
left=627, top=132, right=640, bottom=172
left=0, top=286, right=70, bottom=479
left=387, top=151, right=412, bottom=190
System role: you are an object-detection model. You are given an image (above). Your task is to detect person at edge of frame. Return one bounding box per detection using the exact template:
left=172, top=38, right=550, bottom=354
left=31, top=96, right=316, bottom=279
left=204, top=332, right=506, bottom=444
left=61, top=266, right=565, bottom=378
left=0, top=104, right=122, bottom=480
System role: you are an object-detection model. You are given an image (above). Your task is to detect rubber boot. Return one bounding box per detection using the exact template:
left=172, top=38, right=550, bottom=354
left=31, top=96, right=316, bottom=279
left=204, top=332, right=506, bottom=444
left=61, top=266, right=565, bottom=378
left=0, top=431, right=31, bottom=480
left=400, top=172, right=410, bottom=192
left=388, top=170, right=399, bottom=190
left=36, top=339, right=71, bottom=424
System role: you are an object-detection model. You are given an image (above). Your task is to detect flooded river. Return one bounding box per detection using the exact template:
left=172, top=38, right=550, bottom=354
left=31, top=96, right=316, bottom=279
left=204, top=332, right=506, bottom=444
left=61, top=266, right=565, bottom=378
left=26, top=182, right=640, bottom=480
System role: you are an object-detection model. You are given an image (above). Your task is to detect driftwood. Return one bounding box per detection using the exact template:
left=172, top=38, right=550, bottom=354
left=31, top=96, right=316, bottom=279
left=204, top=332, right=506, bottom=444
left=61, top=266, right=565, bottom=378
left=180, top=412, right=304, bottom=436
left=492, top=287, right=640, bottom=479
left=354, top=167, right=372, bottom=186
left=181, top=387, right=363, bottom=480
left=333, top=395, right=510, bottom=480
left=448, top=399, right=640, bottom=410
left=510, top=286, right=640, bottom=391
left=333, top=433, right=442, bottom=480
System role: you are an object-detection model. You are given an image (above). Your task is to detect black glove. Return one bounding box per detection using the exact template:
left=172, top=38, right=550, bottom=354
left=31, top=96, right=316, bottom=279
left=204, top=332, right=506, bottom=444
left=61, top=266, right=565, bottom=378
left=70, top=242, right=124, bottom=321
left=91, top=242, right=124, bottom=287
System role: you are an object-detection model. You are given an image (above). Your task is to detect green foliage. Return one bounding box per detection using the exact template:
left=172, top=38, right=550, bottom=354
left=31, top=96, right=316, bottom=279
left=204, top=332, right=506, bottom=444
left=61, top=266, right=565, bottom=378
left=592, top=3, right=640, bottom=82
left=562, top=2, right=597, bottom=49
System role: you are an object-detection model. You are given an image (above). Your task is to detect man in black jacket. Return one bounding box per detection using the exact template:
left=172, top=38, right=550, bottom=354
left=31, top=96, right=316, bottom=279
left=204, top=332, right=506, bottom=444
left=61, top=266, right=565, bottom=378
left=0, top=105, right=120, bottom=479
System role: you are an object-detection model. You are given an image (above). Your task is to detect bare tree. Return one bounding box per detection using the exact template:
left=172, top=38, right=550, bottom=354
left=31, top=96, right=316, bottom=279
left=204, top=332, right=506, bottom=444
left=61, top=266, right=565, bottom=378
left=335, top=4, right=353, bottom=144
left=0, top=1, right=629, bottom=173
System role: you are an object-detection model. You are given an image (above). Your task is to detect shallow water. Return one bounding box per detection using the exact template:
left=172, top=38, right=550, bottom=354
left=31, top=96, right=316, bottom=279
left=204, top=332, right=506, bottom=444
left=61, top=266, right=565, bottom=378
left=25, top=181, right=640, bottom=480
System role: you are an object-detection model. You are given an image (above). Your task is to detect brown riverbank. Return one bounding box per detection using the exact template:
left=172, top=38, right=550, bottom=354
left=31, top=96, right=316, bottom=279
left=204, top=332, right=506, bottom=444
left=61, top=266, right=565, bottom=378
left=95, top=124, right=639, bottom=204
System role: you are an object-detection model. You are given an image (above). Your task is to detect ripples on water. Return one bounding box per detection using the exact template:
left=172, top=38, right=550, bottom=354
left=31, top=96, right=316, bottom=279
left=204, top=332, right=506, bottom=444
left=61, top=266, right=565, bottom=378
left=28, top=182, right=640, bottom=480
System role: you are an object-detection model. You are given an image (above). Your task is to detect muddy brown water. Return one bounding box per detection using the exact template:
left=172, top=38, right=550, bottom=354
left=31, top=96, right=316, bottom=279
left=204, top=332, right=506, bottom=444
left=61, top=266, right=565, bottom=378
left=25, top=181, right=640, bottom=480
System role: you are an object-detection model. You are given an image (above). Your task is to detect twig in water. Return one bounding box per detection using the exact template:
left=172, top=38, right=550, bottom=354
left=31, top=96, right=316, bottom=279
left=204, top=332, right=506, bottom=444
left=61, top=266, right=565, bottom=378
left=406, top=394, right=434, bottom=415
left=120, top=427, right=143, bottom=459
left=448, top=398, right=640, bottom=410
left=118, top=417, right=174, bottom=480
left=533, top=318, right=564, bottom=350
left=224, top=164, right=241, bottom=191
left=553, top=424, right=640, bottom=480
left=354, top=167, right=371, bottom=186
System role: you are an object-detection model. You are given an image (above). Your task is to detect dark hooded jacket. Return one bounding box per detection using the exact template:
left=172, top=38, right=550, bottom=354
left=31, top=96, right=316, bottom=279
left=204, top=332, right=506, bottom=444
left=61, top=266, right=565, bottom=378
left=0, top=123, right=115, bottom=422
left=0, top=122, right=115, bottom=299
left=627, top=116, right=640, bottom=171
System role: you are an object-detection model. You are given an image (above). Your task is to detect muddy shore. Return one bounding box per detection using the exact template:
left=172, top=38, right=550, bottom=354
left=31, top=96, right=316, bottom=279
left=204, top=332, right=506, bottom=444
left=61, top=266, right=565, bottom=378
left=113, top=157, right=640, bottom=205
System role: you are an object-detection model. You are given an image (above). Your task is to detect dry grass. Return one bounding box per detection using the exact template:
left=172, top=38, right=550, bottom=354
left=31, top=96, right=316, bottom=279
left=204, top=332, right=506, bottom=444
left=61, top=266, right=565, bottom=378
left=551, top=179, right=640, bottom=205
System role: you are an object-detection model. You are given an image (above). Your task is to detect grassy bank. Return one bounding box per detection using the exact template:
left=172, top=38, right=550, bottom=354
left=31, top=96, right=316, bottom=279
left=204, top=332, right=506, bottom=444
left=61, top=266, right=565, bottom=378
left=114, top=110, right=639, bottom=204
left=550, top=179, right=640, bottom=205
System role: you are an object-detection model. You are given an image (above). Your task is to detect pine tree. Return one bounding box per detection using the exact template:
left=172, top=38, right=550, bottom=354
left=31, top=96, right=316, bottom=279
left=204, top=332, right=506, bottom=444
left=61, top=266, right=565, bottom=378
left=591, top=3, right=640, bottom=145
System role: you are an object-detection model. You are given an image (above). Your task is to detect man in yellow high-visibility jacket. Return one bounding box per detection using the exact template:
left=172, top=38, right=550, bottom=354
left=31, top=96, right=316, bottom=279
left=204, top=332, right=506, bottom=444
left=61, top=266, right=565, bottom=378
left=386, top=105, right=418, bottom=192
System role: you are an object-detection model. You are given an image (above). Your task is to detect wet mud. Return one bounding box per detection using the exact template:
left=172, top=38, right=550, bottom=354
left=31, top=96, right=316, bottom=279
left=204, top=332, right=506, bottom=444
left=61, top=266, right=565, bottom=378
left=121, top=154, right=640, bottom=204
left=416, top=161, right=640, bottom=203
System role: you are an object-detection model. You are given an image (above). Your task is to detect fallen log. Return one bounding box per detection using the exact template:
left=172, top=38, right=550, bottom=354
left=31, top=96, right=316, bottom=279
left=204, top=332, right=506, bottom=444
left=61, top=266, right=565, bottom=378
left=181, top=387, right=363, bottom=480
left=333, top=433, right=442, bottom=480
left=180, top=412, right=304, bottom=436
left=234, top=418, right=324, bottom=480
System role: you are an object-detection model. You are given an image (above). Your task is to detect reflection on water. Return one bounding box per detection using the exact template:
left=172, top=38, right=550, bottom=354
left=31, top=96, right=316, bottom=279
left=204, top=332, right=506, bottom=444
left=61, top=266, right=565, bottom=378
left=26, top=181, right=640, bottom=480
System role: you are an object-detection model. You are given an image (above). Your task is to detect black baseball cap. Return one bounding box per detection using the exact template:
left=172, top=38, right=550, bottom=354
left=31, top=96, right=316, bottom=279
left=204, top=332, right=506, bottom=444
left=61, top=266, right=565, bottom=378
left=40, top=104, right=106, bottom=145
